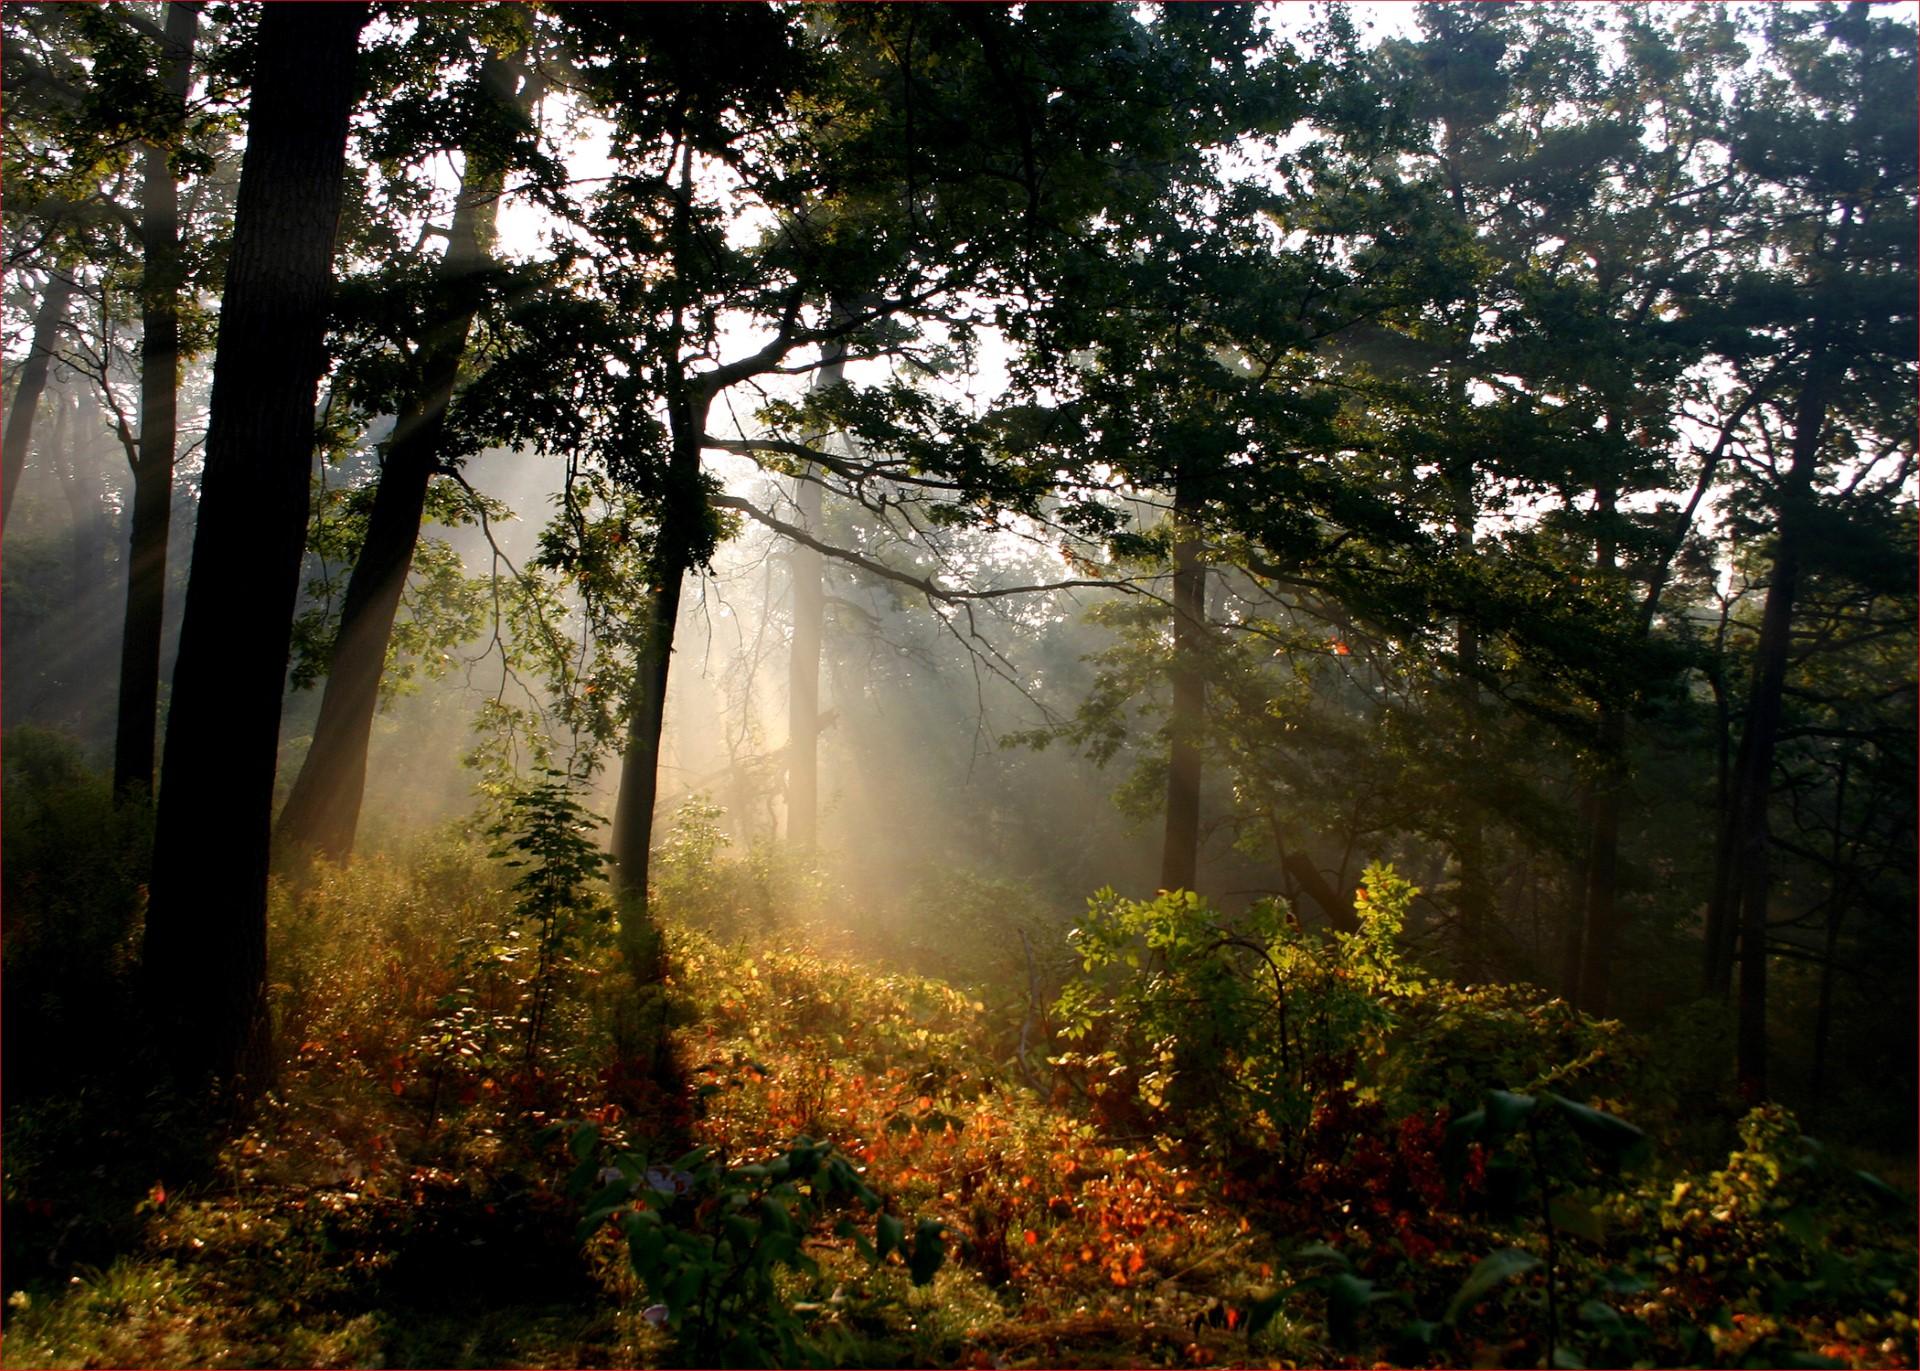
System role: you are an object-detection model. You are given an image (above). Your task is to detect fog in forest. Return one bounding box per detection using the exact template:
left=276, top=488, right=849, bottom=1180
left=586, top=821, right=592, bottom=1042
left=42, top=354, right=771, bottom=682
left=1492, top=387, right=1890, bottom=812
left=3, top=4, right=1914, bottom=1367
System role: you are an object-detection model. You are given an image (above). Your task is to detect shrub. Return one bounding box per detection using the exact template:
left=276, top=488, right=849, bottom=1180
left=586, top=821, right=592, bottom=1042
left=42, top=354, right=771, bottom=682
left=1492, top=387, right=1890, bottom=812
left=1050, top=863, right=1417, bottom=1155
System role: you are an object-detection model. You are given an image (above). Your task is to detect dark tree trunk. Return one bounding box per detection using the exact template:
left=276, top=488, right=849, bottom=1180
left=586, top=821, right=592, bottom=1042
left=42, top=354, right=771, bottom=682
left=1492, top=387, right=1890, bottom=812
left=2, top=271, right=75, bottom=531
left=1701, top=611, right=1738, bottom=995
left=1724, top=347, right=1833, bottom=1104
left=1576, top=713, right=1625, bottom=1016
left=1448, top=455, right=1490, bottom=982
left=784, top=340, right=846, bottom=851
left=1281, top=847, right=1358, bottom=935
left=1159, top=467, right=1206, bottom=893
left=1576, top=482, right=1624, bottom=1016
left=610, top=384, right=712, bottom=974
left=143, top=2, right=367, bottom=1096
left=1808, top=756, right=1850, bottom=1128
left=275, top=66, right=519, bottom=859
left=114, top=0, right=200, bottom=802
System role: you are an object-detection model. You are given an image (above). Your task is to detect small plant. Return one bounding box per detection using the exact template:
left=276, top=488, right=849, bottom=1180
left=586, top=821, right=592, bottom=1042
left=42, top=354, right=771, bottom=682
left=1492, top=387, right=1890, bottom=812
left=553, top=1123, right=947, bottom=1366
left=489, top=771, right=611, bottom=1067
left=1440, top=1087, right=1651, bottom=1367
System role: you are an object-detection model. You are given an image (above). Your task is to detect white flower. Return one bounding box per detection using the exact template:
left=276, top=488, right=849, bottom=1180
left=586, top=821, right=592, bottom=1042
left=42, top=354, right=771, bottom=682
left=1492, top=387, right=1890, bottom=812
left=641, top=1303, right=670, bottom=1326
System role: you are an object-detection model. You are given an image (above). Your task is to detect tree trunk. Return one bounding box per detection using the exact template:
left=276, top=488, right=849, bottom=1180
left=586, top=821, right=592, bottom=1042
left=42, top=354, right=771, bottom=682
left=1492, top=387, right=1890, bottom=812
left=784, top=338, right=846, bottom=851
left=275, top=62, right=520, bottom=859
left=1576, top=713, right=1625, bottom=1016
left=1701, top=605, right=1738, bottom=995
left=1576, top=481, right=1623, bottom=1016
left=2, top=272, right=75, bottom=531
left=1159, top=466, right=1206, bottom=893
left=610, top=382, right=712, bottom=974
left=114, top=0, right=200, bottom=802
left=1448, top=454, right=1490, bottom=982
left=1724, top=348, right=1833, bottom=1104
left=143, top=2, right=367, bottom=1096
left=1807, top=755, right=1850, bottom=1129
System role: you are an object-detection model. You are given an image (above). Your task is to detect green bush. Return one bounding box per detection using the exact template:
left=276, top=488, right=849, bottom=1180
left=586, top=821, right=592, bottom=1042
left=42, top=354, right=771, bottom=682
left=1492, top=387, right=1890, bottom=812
left=1051, top=863, right=1418, bottom=1153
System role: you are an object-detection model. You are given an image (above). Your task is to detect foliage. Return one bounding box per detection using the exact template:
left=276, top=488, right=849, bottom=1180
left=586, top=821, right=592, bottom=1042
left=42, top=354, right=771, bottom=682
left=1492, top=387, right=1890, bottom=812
left=558, top=1123, right=946, bottom=1367
left=487, top=771, right=613, bottom=1066
left=1051, top=864, right=1416, bottom=1153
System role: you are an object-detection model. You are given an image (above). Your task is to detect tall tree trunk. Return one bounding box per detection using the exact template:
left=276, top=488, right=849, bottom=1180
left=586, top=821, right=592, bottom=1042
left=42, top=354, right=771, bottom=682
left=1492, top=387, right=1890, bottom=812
left=2, top=271, right=75, bottom=531
left=1159, top=465, right=1206, bottom=893
left=1723, top=342, right=1834, bottom=1103
left=1576, top=480, right=1623, bottom=1016
left=1701, top=604, right=1738, bottom=995
left=784, top=338, right=846, bottom=851
left=1807, top=755, right=1850, bottom=1129
left=143, top=2, right=367, bottom=1096
left=1577, top=712, right=1625, bottom=1015
left=1448, top=454, right=1491, bottom=982
left=610, top=381, right=712, bottom=974
left=114, top=0, right=200, bottom=802
left=275, top=58, right=525, bottom=859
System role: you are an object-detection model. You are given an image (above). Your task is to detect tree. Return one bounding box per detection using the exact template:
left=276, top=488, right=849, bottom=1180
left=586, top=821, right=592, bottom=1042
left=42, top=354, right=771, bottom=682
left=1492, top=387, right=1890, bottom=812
left=143, top=1, right=369, bottom=1093
left=1696, top=3, right=1917, bottom=1099
left=275, top=11, right=551, bottom=860
left=1, top=270, right=74, bottom=530
left=114, top=1, right=202, bottom=801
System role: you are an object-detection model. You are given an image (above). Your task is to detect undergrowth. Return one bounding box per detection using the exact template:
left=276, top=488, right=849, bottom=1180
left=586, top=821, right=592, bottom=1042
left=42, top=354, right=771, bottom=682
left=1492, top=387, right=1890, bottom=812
left=2, top=790, right=1913, bottom=1369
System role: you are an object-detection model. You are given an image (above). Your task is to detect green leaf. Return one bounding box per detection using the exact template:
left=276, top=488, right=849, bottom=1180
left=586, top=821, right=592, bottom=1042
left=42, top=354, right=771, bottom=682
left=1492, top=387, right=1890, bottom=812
left=1853, top=1169, right=1904, bottom=1207
left=1543, top=1093, right=1649, bottom=1166
left=569, top=1122, right=600, bottom=1162
left=1579, top=1299, right=1625, bottom=1331
left=908, top=1218, right=946, bottom=1286
left=1483, top=1089, right=1538, bottom=1142
left=1245, top=1290, right=1289, bottom=1339
left=876, top=1212, right=905, bottom=1261
left=1446, top=1249, right=1541, bottom=1323
left=1293, top=1242, right=1351, bottom=1268
left=1324, top=1272, right=1390, bottom=1349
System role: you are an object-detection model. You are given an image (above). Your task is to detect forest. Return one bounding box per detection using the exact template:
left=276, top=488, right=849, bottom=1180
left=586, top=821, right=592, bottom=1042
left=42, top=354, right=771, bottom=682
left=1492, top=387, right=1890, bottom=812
left=1, top=3, right=1915, bottom=1368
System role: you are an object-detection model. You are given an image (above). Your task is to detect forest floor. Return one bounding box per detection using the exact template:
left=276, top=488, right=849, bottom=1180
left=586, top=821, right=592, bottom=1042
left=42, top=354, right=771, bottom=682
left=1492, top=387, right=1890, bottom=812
left=2, top=839, right=1915, bottom=1370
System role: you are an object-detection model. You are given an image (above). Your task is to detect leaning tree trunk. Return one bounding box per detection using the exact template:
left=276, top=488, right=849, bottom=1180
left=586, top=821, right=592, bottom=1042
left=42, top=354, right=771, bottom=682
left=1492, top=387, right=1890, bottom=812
left=1159, top=464, right=1207, bottom=893
left=275, top=58, right=526, bottom=859
left=143, top=1, right=367, bottom=1097
left=784, top=337, right=847, bottom=851
left=114, top=0, right=200, bottom=802
left=2, top=271, right=75, bottom=531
